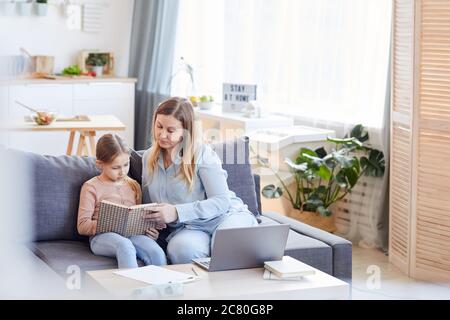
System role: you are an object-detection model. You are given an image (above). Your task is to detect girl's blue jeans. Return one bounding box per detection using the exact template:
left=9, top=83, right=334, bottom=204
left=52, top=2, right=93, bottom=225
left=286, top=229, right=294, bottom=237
left=90, top=232, right=167, bottom=269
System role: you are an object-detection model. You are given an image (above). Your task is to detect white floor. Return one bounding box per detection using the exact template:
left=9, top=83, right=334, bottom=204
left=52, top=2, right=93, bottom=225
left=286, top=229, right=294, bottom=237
left=351, top=246, right=450, bottom=299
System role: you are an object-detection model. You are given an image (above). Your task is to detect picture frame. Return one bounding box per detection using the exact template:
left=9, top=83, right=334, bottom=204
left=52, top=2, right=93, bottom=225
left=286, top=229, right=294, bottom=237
left=78, top=50, right=114, bottom=76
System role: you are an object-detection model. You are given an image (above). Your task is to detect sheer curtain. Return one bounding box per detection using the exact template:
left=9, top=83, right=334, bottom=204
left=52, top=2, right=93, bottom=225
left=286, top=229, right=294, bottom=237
left=172, top=0, right=392, bottom=249
left=172, top=0, right=391, bottom=127
left=129, top=0, right=180, bottom=150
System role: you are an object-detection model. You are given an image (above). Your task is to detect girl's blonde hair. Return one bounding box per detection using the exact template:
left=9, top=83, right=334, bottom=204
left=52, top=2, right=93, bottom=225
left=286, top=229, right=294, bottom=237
left=96, top=134, right=141, bottom=204
left=147, top=97, right=199, bottom=190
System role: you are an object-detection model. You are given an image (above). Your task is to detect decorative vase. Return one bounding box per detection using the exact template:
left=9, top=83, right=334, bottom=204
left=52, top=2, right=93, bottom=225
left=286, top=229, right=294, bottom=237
left=92, top=66, right=103, bottom=77
left=34, top=3, right=48, bottom=16
left=16, top=2, right=32, bottom=16
left=288, top=209, right=337, bottom=233
left=0, top=2, right=16, bottom=16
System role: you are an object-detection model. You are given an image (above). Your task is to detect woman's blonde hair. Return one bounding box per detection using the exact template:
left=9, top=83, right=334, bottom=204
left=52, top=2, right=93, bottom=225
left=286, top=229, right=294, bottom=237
left=147, top=97, right=199, bottom=190
left=96, top=134, right=141, bottom=204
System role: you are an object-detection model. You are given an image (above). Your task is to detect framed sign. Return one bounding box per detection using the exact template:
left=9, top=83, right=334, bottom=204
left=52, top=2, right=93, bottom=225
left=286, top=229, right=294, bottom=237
left=78, top=51, right=114, bottom=76
left=222, top=83, right=257, bottom=112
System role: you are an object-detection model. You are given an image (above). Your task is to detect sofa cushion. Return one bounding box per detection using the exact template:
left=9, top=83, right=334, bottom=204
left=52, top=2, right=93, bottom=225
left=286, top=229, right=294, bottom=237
left=9, top=150, right=100, bottom=242
left=129, top=149, right=144, bottom=184
left=29, top=241, right=144, bottom=276
left=211, top=137, right=260, bottom=217
left=259, top=216, right=333, bottom=275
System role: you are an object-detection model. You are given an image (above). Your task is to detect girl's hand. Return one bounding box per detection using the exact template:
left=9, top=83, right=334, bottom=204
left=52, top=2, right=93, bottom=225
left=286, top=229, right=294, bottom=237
left=144, top=203, right=178, bottom=224
left=145, top=227, right=159, bottom=240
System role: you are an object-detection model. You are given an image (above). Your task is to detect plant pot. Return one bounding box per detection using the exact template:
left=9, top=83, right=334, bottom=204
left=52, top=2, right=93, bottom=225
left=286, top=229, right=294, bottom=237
left=16, top=2, right=32, bottom=16
left=199, top=101, right=214, bottom=110
left=34, top=3, right=48, bottom=16
left=92, top=66, right=103, bottom=77
left=288, top=209, right=337, bottom=233
left=0, top=2, right=16, bottom=16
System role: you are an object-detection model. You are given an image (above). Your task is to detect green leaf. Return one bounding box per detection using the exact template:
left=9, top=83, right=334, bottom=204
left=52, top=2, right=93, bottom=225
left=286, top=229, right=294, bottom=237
left=285, top=158, right=308, bottom=171
left=344, top=167, right=359, bottom=188
left=62, top=64, right=81, bottom=75
left=316, top=185, right=328, bottom=196
left=361, top=149, right=385, bottom=177
left=316, top=164, right=332, bottom=181
left=335, top=171, right=348, bottom=188
left=304, top=198, right=324, bottom=211
left=351, top=156, right=361, bottom=175
left=328, top=136, right=363, bottom=150
left=302, top=187, right=313, bottom=194
left=262, top=185, right=283, bottom=199
left=301, top=153, right=323, bottom=168
left=332, top=152, right=354, bottom=168
left=350, top=124, right=369, bottom=143
left=296, top=148, right=318, bottom=164
left=317, top=206, right=332, bottom=217
left=315, top=147, right=327, bottom=159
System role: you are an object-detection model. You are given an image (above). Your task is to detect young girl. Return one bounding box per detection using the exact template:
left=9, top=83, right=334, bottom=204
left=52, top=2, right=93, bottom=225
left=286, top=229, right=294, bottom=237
left=142, top=97, right=258, bottom=264
left=77, top=134, right=167, bottom=268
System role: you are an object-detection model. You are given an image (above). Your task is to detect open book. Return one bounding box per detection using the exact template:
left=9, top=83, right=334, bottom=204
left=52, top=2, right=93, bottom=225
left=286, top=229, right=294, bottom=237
left=96, top=200, right=157, bottom=237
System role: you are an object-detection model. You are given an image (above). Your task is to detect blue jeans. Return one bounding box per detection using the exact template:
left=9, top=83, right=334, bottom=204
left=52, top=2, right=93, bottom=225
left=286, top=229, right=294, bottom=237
left=167, top=211, right=258, bottom=264
left=90, top=232, right=167, bottom=269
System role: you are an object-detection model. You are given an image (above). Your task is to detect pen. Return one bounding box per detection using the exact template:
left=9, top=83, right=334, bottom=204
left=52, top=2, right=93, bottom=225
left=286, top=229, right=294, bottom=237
left=191, top=267, right=199, bottom=277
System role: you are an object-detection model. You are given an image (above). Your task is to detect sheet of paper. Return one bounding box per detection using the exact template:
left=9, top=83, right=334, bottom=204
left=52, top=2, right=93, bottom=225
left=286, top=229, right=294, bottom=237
left=114, top=266, right=198, bottom=285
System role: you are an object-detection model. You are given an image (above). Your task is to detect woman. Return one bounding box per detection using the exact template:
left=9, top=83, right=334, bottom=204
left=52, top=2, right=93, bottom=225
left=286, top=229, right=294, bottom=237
left=142, top=97, right=258, bottom=264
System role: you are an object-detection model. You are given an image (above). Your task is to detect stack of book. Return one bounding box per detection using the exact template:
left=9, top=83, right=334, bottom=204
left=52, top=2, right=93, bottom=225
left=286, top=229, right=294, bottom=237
left=263, top=256, right=316, bottom=281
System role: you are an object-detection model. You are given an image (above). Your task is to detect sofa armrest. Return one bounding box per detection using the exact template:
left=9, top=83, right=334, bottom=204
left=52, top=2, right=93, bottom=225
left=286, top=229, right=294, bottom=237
left=262, top=211, right=352, bottom=282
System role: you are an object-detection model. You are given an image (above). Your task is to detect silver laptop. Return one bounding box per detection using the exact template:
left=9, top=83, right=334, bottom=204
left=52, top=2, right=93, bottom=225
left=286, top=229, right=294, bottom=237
left=192, top=224, right=290, bottom=272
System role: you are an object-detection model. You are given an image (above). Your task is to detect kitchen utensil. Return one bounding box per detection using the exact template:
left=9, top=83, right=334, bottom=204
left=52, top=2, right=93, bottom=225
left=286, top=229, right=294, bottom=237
left=15, top=100, right=39, bottom=113
left=16, top=100, right=58, bottom=125
left=20, top=47, right=55, bottom=74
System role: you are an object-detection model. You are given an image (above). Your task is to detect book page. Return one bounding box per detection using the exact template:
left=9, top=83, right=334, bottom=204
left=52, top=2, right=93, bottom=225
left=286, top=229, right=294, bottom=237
left=130, top=203, right=158, bottom=210
left=101, top=200, right=130, bottom=209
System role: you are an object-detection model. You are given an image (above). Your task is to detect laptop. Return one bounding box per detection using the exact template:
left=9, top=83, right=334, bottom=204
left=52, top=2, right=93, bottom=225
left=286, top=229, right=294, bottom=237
left=192, top=224, right=290, bottom=272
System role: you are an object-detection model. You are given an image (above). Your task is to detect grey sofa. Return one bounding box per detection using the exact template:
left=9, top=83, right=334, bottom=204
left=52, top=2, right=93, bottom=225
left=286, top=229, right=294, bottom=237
left=13, top=138, right=351, bottom=283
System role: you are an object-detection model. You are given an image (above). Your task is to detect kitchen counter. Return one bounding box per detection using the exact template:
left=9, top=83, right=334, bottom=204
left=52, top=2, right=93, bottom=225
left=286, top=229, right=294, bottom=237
left=0, top=76, right=137, bottom=85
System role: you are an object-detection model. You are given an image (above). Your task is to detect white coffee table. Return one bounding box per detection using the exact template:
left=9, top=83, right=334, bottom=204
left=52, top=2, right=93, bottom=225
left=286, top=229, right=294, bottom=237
left=86, top=263, right=349, bottom=300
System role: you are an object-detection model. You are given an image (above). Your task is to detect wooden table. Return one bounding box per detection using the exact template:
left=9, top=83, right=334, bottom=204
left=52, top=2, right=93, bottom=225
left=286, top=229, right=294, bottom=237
left=86, top=263, right=350, bottom=300
left=10, top=115, right=126, bottom=156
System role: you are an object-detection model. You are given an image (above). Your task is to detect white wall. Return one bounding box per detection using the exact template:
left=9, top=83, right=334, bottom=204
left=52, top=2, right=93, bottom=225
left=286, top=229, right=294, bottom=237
left=0, top=0, right=135, bottom=76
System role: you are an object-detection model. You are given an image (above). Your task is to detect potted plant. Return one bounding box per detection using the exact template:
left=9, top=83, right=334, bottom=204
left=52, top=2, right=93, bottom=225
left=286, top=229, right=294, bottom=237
left=16, top=0, right=32, bottom=16
left=34, top=0, right=48, bottom=16
left=85, top=53, right=108, bottom=77
left=259, top=124, right=385, bottom=232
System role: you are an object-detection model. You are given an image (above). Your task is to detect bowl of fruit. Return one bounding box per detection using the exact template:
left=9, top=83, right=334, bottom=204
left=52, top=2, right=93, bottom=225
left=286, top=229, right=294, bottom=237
left=15, top=101, right=58, bottom=126
left=198, top=95, right=215, bottom=110
left=32, top=110, right=58, bottom=125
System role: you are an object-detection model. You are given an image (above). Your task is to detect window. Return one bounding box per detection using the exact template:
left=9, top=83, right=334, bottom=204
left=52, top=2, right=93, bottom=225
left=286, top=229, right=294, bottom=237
left=171, top=0, right=392, bottom=127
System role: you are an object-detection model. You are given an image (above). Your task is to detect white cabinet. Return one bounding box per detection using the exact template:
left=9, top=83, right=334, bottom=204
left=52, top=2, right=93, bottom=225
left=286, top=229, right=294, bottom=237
left=195, top=108, right=294, bottom=143
left=73, top=82, right=134, bottom=147
left=2, top=79, right=135, bottom=156
left=8, top=84, right=73, bottom=155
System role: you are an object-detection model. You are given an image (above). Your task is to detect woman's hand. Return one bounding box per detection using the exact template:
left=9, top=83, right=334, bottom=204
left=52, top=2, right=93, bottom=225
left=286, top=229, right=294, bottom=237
left=144, top=203, right=178, bottom=224
left=145, top=227, right=159, bottom=240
